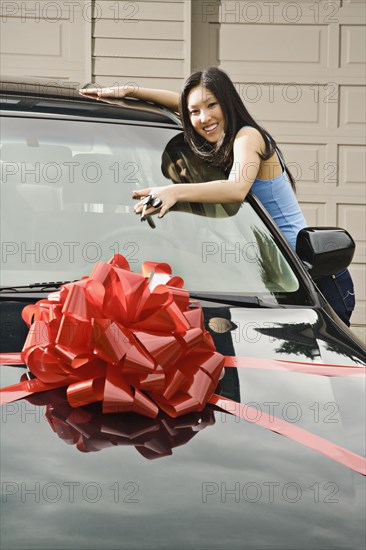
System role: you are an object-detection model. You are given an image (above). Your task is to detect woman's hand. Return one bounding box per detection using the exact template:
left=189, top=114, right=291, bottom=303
left=133, top=186, right=178, bottom=219
left=79, top=84, right=138, bottom=99
left=79, top=85, right=180, bottom=112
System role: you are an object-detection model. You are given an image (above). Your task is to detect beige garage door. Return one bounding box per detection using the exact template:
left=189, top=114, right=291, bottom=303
left=0, top=0, right=91, bottom=86
left=209, top=0, right=365, bottom=331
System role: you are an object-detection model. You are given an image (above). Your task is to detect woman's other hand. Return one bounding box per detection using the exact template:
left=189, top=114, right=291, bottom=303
left=79, top=84, right=138, bottom=99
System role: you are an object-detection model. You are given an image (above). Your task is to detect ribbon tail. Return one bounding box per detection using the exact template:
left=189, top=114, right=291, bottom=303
left=210, top=395, right=366, bottom=477
left=0, top=353, right=25, bottom=365
left=224, top=356, right=366, bottom=377
left=0, top=378, right=68, bottom=405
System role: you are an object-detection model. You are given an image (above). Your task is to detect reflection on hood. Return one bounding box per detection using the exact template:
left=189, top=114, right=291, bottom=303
left=25, top=388, right=216, bottom=460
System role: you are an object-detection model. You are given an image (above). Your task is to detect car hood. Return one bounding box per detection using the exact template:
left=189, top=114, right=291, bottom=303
left=1, top=364, right=365, bottom=550
left=1, top=303, right=365, bottom=550
left=202, top=304, right=365, bottom=367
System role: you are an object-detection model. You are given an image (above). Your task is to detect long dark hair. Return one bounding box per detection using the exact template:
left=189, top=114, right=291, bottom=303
left=179, top=67, right=296, bottom=190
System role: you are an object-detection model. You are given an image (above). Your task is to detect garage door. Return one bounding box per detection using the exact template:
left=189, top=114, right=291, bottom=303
left=213, top=0, right=366, bottom=330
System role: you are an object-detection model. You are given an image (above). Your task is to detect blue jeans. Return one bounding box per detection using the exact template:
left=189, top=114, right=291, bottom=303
left=315, top=268, right=355, bottom=326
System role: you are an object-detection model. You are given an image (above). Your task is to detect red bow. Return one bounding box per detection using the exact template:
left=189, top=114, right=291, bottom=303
left=15, top=255, right=224, bottom=418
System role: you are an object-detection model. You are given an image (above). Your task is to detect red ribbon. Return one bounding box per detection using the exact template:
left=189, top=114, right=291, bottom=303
left=0, top=254, right=365, bottom=476
left=224, top=356, right=365, bottom=377
left=210, top=396, right=366, bottom=476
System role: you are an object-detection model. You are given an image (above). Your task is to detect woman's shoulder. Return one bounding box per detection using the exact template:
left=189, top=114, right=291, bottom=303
left=235, top=126, right=263, bottom=139
left=234, top=126, right=266, bottom=151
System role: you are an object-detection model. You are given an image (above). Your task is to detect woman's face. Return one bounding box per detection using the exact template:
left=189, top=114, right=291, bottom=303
left=187, top=85, right=224, bottom=143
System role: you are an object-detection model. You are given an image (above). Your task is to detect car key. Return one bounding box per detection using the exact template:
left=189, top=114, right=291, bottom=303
left=140, top=195, right=161, bottom=225
left=140, top=195, right=151, bottom=220
left=150, top=195, right=163, bottom=208
left=140, top=195, right=158, bottom=228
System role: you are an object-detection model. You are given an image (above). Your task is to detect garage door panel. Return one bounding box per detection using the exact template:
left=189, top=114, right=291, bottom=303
left=339, top=86, right=366, bottom=133
left=298, top=202, right=327, bottom=226
left=341, top=0, right=365, bottom=8
left=279, top=143, right=327, bottom=188
left=237, top=83, right=323, bottom=129
left=338, top=145, right=366, bottom=192
left=1, top=21, right=62, bottom=56
left=340, top=25, right=366, bottom=68
left=0, top=2, right=90, bottom=82
left=337, top=204, right=366, bottom=263
left=349, top=264, right=366, bottom=326
left=219, top=17, right=361, bottom=79
left=218, top=1, right=342, bottom=25
left=220, top=24, right=324, bottom=64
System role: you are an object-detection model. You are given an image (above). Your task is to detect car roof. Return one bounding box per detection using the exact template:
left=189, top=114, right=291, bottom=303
left=0, top=76, right=180, bottom=125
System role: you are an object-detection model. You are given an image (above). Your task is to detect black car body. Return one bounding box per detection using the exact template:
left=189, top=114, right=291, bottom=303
left=0, top=78, right=365, bottom=550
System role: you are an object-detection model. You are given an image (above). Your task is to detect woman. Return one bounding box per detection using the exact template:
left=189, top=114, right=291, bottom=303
left=80, top=67, right=355, bottom=326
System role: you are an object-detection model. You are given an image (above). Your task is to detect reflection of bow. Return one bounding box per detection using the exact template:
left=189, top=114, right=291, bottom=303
left=2, top=255, right=224, bottom=418
left=25, top=388, right=215, bottom=460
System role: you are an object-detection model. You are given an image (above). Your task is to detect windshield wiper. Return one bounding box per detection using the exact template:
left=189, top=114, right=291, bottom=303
left=189, top=292, right=283, bottom=308
left=0, top=280, right=78, bottom=292
left=0, top=285, right=282, bottom=308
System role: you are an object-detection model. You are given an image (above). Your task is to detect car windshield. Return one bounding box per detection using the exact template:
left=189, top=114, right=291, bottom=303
left=0, top=115, right=311, bottom=305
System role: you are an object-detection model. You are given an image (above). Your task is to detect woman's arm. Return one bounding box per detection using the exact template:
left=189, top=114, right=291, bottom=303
left=79, top=84, right=180, bottom=113
left=134, top=127, right=264, bottom=217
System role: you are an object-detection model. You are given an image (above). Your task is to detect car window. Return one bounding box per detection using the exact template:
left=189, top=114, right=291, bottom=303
left=0, top=116, right=311, bottom=305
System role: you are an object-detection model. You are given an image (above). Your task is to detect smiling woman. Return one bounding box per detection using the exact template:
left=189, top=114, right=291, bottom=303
left=79, top=67, right=356, bottom=327
left=80, top=69, right=301, bottom=226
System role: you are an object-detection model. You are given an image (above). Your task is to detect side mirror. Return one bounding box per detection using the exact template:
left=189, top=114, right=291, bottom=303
left=296, top=227, right=355, bottom=279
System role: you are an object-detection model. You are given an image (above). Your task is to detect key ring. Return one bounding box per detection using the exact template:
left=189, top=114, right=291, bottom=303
left=140, top=194, right=162, bottom=228
left=141, top=194, right=162, bottom=218
left=142, top=194, right=162, bottom=209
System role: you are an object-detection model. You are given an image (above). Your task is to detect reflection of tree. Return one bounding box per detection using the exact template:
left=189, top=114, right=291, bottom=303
left=255, top=316, right=365, bottom=364
left=317, top=314, right=366, bottom=364
left=256, top=322, right=321, bottom=360
left=251, top=226, right=286, bottom=291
